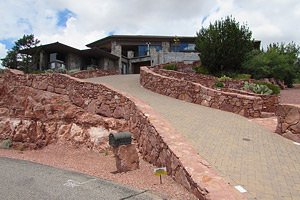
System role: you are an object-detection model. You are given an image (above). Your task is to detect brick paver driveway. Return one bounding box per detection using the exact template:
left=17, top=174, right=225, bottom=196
left=87, top=75, right=300, bottom=200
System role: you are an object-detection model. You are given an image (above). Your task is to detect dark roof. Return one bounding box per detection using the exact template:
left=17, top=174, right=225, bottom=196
left=20, top=42, right=81, bottom=55
left=81, top=48, right=119, bottom=60
left=86, top=35, right=197, bottom=48
left=20, top=42, right=119, bottom=60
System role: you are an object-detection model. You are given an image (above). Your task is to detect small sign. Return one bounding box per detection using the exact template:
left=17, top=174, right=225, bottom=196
left=234, top=185, right=247, bottom=193
left=154, top=167, right=167, bottom=176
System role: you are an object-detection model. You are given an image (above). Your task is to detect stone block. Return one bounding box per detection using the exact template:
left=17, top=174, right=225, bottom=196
left=112, top=144, right=139, bottom=173
left=285, top=108, right=300, bottom=125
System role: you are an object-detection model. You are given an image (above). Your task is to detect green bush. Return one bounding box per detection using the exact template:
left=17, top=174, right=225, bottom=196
left=0, top=69, right=4, bottom=76
left=57, top=67, right=67, bottom=74
left=44, top=69, right=53, bottom=74
left=217, top=75, right=232, bottom=81
left=214, top=82, right=224, bottom=88
left=0, top=139, right=12, bottom=149
left=162, top=64, right=178, bottom=71
left=242, top=43, right=299, bottom=88
left=67, top=68, right=80, bottom=74
left=31, top=70, right=44, bottom=74
left=192, top=66, right=210, bottom=74
left=256, top=82, right=280, bottom=94
left=87, top=66, right=95, bottom=70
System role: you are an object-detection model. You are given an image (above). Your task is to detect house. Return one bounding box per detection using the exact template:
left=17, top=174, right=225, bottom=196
left=21, top=42, right=119, bottom=72
left=22, top=35, right=261, bottom=74
left=87, top=35, right=200, bottom=74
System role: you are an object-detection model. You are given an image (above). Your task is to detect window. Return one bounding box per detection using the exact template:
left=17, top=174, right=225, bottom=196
left=171, top=43, right=196, bottom=52
left=138, top=45, right=162, bottom=57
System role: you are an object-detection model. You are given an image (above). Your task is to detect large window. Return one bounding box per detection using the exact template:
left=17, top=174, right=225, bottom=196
left=138, top=45, right=162, bottom=57
left=171, top=43, right=196, bottom=52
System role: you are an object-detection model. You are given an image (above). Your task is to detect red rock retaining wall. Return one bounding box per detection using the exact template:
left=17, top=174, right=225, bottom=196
left=221, top=88, right=280, bottom=113
left=1, top=69, right=244, bottom=200
left=69, top=69, right=119, bottom=79
left=141, top=67, right=263, bottom=118
left=153, top=68, right=279, bottom=114
left=276, top=104, right=300, bottom=143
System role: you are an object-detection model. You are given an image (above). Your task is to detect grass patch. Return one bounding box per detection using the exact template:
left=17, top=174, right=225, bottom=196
left=163, top=64, right=178, bottom=71
left=192, top=66, right=210, bottom=75
left=67, top=68, right=80, bottom=74
left=214, top=82, right=224, bottom=88
left=31, top=70, right=44, bottom=74
left=45, top=69, right=53, bottom=74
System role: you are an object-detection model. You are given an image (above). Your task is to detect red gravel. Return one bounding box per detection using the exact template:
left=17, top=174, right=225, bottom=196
left=280, top=84, right=300, bottom=104
left=0, top=144, right=197, bottom=200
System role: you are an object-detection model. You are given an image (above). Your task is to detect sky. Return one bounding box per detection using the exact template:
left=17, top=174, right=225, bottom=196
left=1, top=0, right=300, bottom=66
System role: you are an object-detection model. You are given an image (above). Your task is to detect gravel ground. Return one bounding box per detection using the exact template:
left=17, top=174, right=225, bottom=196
left=280, top=84, right=300, bottom=104
left=0, top=144, right=197, bottom=200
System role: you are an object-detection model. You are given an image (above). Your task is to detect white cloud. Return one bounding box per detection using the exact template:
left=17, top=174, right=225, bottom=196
left=201, top=0, right=300, bottom=47
left=0, top=43, right=8, bottom=68
left=0, top=0, right=299, bottom=50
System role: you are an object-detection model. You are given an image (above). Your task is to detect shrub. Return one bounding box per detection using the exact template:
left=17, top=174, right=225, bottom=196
left=0, top=69, right=4, bottom=76
left=242, top=81, right=273, bottom=95
left=45, top=69, right=53, bottom=74
left=162, top=64, right=178, bottom=71
left=0, top=139, right=12, bottom=149
left=31, top=70, right=44, bottom=74
left=192, top=66, right=210, bottom=74
left=217, top=75, right=232, bottom=81
left=67, top=68, right=80, bottom=74
left=214, top=82, right=224, bottom=88
left=57, top=67, right=67, bottom=74
left=242, top=43, right=299, bottom=88
left=234, top=74, right=251, bottom=79
left=256, top=82, right=280, bottom=94
left=87, top=66, right=95, bottom=70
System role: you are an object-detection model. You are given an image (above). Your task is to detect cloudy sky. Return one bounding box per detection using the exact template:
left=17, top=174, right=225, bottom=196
left=1, top=0, right=300, bottom=64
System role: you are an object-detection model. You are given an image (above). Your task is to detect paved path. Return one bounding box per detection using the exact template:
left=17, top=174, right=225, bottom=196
left=0, top=157, right=163, bottom=200
left=87, top=75, right=300, bottom=200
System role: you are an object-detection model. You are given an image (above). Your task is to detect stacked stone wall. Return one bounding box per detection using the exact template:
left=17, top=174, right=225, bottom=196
left=151, top=67, right=279, bottom=114
left=69, top=69, right=119, bottom=79
left=276, top=104, right=300, bottom=143
left=141, top=67, right=262, bottom=118
left=1, top=69, right=243, bottom=200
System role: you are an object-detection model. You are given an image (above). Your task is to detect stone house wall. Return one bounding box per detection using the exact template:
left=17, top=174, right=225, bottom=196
left=140, top=67, right=263, bottom=118
left=2, top=69, right=243, bottom=200
left=276, top=104, right=300, bottom=143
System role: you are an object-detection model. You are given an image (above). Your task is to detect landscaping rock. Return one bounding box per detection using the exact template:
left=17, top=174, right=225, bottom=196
left=112, top=144, right=140, bottom=173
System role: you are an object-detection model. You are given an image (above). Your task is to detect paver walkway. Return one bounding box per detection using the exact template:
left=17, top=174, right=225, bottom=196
left=87, top=75, right=300, bottom=200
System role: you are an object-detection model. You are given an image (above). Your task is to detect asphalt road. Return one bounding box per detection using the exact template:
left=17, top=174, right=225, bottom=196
left=0, top=157, right=164, bottom=200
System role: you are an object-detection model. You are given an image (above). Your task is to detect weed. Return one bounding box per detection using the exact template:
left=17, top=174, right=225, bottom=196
left=162, top=64, right=178, bottom=71
left=217, top=75, right=232, bottom=81
left=18, top=143, right=24, bottom=151
left=214, top=82, right=225, bottom=88
left=104, top=149, right=109, bottom=156
left=0, top=139, right=12, bottom=149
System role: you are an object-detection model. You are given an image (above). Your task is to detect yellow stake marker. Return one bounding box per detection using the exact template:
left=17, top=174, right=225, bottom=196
left=154, top=167, right=167, bottom=184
